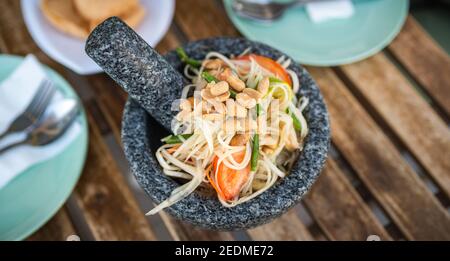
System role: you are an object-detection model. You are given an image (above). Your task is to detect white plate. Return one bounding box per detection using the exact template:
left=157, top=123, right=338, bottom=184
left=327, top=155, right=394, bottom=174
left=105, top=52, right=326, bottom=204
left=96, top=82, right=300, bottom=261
left=21, top=0, right=175, bottom=75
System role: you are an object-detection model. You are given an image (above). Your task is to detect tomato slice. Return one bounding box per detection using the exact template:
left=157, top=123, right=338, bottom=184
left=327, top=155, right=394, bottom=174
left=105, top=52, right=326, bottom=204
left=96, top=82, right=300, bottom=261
left=235, top=54, right=292, bottom=86
left=211, top=150, right=250, bottom=201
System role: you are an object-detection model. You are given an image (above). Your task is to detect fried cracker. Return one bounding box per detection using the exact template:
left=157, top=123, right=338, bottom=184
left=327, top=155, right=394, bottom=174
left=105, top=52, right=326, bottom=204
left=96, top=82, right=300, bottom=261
left=73, top=0, right=139, bottom=22
left=41, top=0, right=89, bottom=38
left=89, top=3, right=146, bottom=32
left=121, top=4, right=146, bottom=29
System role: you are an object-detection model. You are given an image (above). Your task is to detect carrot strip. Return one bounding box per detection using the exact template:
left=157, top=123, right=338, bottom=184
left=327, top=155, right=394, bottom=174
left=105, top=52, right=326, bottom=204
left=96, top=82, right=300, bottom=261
left=166, top=144, right=181, bottom=154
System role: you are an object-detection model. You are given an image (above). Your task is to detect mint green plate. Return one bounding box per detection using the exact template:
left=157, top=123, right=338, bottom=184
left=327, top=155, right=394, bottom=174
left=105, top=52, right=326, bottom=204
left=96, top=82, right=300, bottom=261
left=0, top=55, right=88, bottom=241
left=224, top=0, right=409, bottom=66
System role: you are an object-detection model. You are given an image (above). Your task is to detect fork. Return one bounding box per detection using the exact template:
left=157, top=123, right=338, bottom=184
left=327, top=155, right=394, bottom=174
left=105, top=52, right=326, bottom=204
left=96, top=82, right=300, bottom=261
left=232, top=0, right=334, bottom=21
left=0, top=78, right=55, bottom=140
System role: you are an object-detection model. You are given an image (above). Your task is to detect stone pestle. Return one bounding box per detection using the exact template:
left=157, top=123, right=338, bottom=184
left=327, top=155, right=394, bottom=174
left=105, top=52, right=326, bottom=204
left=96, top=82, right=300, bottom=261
left=85, top=17, right=186, bottom=131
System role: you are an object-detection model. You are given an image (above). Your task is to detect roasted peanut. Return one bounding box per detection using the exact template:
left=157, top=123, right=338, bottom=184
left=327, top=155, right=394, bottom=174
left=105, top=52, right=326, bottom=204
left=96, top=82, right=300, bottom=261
left=176, top=110, right=191, bottom=122
left=219, top=68, right=246, bottom=91
left=262, top=146, right=274, bottom=155
left=203, top=59, right=225, bottom=70
left=243, top=88, right=262, bottom=101
left=207, top=69, right=220, bottom=77
left=262, top=134, right=278, bottom=149
left=210, top=81, right=229, bottom=96
left=179, top=99, right=192, bottom=111
left=201, top=88, right=215, bottom=100
left=187, top=96, right=195, bottom=107
left=230, top=133, right=250, bottom=146
left=216, top=91, right=230, bottom=102
left=196, top=78, right=208, bottom=90
left=257, top=76, right=269, bottom=95
left=211, top=100, right=226, bottom=114
left=203, top=83, right=230, bottom=103
left=236, top=92, right=256, bottom=109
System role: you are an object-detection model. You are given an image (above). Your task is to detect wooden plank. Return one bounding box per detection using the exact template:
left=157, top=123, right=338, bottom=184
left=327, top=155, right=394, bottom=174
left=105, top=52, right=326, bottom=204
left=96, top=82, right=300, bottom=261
left=304, top=160, right=391, bottom=241
left=0, top=0, right=157, bottom=240
left=72, top=113, right=157, bottom=240
left=160, top=212, right=234, bottom=241
left=388, top=16, right=450, bottom=116
left=340, top=53, right=450, bottom=198
left=308, top=66, right=450, bottom=240
left=248, top=209, right=313, bottom=241
left=174, top=0, right=240, bottom=40
left=0, top=2, right=51, bottom=62
left=27, top=207, right=76, bottom=241
left=154, top=25, right=183, bottom=54
left=86, top=74, right=127, bottom=140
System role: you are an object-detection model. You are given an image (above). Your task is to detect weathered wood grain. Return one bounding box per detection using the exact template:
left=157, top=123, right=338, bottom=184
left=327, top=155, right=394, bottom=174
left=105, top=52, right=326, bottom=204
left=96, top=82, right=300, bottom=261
left=0, top=0, right=157, bottom=240
left=72, top=113, right=157, bottom=240
left=389, top=16, right=450, bottom=116
left=155, top=25, right=183, bottom=54
left=174, top=0, right=240, bottom=40
left=86, top=74, right=127, bottom=140
left=3, top=0, right=448, bottom=241
left=304, top=160, right=391, bottom=241
left=340, top=53, right=450, bottom=198
left=160, top=212, right=234, bottom=241
left=248, top=209, right=313, bottom=241
left=308, top=66, right=450, bottom=240
left=27, top=207, right=76, bottom=241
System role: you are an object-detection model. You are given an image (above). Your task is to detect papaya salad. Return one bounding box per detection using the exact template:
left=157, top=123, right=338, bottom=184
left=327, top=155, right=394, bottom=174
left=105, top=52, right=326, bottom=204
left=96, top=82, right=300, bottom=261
left=147, top=47, right=309, bottom=215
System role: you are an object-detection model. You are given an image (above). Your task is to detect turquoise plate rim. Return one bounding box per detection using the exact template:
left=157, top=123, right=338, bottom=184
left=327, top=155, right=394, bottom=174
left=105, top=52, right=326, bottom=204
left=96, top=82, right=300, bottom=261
left=223, top=0, right=409, bottom=66
left=0, top=54, right=88, bottom=241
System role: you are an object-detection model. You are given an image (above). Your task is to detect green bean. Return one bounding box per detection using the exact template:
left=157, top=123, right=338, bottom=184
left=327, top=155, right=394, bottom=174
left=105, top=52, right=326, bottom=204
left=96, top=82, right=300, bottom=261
left=201, top=71, right=219, bottom=83
left=256, top=103, right=262, bottom=117
left=229, top=89, right=237, bottom=99
left=250, top=104, right=262, bottom=171
left=162, top=134, right=193, bottom=144
left=287, top=108, right=302, bottom=131
left=176, top=47, right=202, bottom=68
left=251, top=134, right=259, bottom=171
left=202, top=72, right=237, bottom=99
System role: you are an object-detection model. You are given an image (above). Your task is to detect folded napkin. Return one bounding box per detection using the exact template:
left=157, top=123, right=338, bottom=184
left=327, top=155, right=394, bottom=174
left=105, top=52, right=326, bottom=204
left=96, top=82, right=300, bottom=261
left=0, top=55, right=81, bottom=189
left=306, top=0, right=354, bottom=23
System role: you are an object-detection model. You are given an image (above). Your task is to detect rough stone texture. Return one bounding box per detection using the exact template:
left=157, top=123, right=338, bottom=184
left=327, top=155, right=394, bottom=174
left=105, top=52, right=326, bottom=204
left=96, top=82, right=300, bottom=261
left=85, top=17, right=185, bottom=130
left=90, top=29, right=330, bottom=230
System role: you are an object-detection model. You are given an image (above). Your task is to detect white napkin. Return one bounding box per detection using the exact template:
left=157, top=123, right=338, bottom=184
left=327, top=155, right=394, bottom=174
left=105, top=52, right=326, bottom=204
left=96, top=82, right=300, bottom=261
left=0, top=55, right=81, bottom=189
left=306, top=0, right=354, bottom=23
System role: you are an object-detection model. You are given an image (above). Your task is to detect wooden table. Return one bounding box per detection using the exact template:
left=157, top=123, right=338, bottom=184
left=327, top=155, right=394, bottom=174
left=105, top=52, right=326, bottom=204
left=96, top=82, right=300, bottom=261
left=1, top=0, right=449, bottom=241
